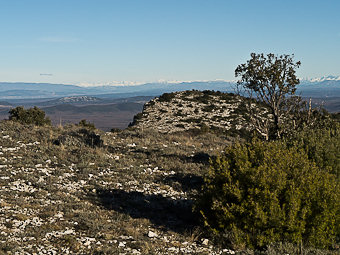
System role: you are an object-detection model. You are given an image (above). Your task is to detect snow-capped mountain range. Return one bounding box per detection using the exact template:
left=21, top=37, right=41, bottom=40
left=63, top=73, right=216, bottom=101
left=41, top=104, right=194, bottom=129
left=302, top=75, right=340, bottom=83
left=0, top=76, right=339, bottom=100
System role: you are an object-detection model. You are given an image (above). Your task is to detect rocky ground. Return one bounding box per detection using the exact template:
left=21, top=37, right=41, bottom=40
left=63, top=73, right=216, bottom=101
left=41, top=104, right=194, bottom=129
left=131, top=90, right=270, bottom=135
left=0, top=90, right=337, bottom=255
left=0, top=120, right=237, bottom=254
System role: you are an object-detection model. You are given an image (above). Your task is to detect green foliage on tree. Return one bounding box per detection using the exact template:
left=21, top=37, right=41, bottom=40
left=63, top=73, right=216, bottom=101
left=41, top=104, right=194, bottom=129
left=235, top=53, right=301, bottom=140
left=195, top=139, right=339, bottom=249
left=9, top=106, right=51, bottom=126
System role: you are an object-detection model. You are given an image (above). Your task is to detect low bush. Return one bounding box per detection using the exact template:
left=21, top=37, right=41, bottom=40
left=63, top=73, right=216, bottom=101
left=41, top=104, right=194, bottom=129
left=77, top=119, right=96, bottom=130
left=110, top=128, right=121, bottom=133
left=158, top=92, right=175, bottom=102
left=9, top=106, right=51, bottom=126
left=129, top=112, right=143, bottom=126
left=195, top=139, right=339, bottom=249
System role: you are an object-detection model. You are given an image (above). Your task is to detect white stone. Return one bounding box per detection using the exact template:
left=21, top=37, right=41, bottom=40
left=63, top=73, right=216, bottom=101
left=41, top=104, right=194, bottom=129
left=147, top=230, right=158, bottom=238
left=202, top=239, right=209, bottom=245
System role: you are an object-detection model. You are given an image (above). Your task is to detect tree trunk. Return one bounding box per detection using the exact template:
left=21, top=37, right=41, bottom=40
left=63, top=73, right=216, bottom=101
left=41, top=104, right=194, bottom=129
left=273, top=111, right=281, bottom=139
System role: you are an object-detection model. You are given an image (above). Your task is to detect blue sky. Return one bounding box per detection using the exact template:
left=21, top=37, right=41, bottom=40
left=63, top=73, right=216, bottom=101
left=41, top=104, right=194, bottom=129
left=0, top=0, right=339, bottom=85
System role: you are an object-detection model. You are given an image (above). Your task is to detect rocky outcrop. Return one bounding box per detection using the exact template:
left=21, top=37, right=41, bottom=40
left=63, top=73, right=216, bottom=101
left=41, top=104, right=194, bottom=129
left=131, top=90, right=270, bottom=135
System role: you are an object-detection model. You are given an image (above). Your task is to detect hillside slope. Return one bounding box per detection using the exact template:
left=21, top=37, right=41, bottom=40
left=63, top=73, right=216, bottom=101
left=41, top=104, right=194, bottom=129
left=0, top=104, right=337, bottom=254
left=0, top=121, right=232, bottom=254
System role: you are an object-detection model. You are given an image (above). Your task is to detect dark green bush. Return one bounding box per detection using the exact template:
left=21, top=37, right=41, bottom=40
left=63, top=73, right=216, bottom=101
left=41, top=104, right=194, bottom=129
left=129, top=112, right=144, bottom=126
left=195, top=94, right=211, bottom=104
left=203, top=104, right=216, bottom=112
left=9, top=106, right=51, bottom=126
left=134, top=112, right=143, bottom=120
left=110, top=128, right=121, bottom=133
left=195, top=139, right=339, bottom=249
left=183, top=118, right=202, bottom=123
left=158, top=92, right=175, bottom=102
left=54, top=128, right=103, bottom=148
left=77, top=119, right=96, bottom=130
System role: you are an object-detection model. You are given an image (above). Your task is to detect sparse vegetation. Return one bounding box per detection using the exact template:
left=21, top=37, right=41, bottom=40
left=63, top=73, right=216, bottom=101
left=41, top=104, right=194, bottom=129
left=0, top=119, right=232, bottom=254
left=1, top=88, right=339, bottom=254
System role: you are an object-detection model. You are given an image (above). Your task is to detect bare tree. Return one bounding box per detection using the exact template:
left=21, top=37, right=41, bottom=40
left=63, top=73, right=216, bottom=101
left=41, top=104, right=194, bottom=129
left=235, top=53, right=301, bottom=139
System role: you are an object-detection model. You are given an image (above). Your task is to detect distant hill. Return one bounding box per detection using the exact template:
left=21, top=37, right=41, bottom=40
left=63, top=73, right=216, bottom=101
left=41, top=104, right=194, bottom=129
left=36, top=96, right=102, bottom=106
left=0, top=82, right=85, bottom=94
left=43, top=102, right=142, bottom=114
left=0, top=101, right=12, bottom=106
left=41, top=102, right=145, bottom=131
left=0, top=95, right=153, bottom=131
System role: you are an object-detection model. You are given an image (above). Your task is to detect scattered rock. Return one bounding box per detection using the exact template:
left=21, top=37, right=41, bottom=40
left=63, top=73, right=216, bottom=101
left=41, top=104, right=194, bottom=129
left=202, top=238, right=209, bottom=245
left=147, top=230, right=158, bottom=238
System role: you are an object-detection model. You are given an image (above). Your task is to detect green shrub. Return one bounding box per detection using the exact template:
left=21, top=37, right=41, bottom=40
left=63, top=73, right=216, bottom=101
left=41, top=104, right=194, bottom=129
left=203, top=104, right=216, bottom=112
left=195, top=139, right=339, bottom=249
left=286, top=122, right=339, bottom=179
left=110, top=127, right=121, bottom=133
left=129, top=112, right=143, bottom=127
left=195, top=94, right=211, bottom=104
left=77, top=119, right=96, bottom=130
left=9, top=106, right=51, bottom=126
left=158, top=92, right=175, bottom=102
left=183, top=118, right=202, bottom=124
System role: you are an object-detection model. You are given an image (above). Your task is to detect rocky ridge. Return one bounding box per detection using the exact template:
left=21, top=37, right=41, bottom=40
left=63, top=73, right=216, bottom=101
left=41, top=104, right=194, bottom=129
left=131, top=90, right=270, bottom=135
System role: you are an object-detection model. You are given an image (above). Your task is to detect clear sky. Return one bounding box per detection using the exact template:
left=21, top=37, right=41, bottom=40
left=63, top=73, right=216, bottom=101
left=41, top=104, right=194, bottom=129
left=0, top=0, right=339, bottom=85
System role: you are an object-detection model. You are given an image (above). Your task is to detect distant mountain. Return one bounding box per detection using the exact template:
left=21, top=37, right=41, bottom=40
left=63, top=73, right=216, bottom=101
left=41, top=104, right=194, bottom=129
left=0, top=77, right=339, bottom=100
left=0, top=81, right=234, bottom=100
left=298, top=77, right=340, bottom=97
left=304, top=75, right=340, bottom=83
left=0, top=82, right=81, bottom=92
